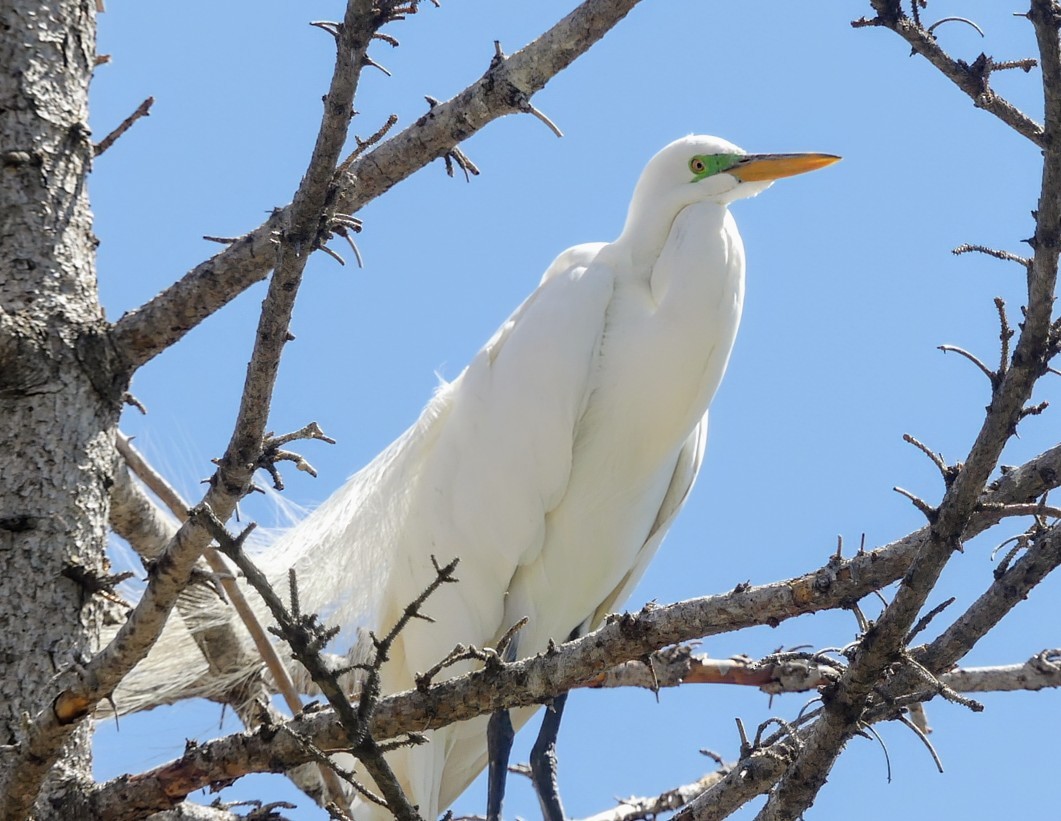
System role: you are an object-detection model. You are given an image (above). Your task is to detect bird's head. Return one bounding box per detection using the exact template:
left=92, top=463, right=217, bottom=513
left=634, top=134, right=840, bottom=210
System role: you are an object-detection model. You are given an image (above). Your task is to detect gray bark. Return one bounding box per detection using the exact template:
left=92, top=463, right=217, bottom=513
left=0, top=0, right=121, bottom=817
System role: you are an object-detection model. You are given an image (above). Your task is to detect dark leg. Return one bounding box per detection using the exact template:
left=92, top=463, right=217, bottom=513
left=486, top=708, right=514, bottom=821
left=530, top=691, right=569, bottom=821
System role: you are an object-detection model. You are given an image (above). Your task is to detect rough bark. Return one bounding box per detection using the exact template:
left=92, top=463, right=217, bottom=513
left=0, top=0, right=122, bottom=817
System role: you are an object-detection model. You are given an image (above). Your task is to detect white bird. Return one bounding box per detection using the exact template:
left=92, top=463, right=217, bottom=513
left=118, top=135, right=837, bottom=819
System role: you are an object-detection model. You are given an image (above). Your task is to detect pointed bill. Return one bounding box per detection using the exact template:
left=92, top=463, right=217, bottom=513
left=729, top=153, right=840, bottom=182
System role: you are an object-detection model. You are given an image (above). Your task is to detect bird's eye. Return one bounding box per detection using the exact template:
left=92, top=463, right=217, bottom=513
left=690, top=157, right=707, bottom=174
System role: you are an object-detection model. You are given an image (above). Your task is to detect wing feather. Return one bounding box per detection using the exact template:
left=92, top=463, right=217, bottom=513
left=589, top=414, right=707, bottom=628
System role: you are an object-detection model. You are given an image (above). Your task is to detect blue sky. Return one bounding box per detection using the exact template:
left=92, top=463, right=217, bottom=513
left=90, top=2, right=1058, bottom=819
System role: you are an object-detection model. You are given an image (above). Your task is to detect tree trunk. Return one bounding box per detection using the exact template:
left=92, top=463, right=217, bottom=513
left=0, top=0, right=120, bottom=815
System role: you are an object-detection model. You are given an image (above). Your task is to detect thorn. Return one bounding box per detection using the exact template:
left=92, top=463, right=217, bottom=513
left=902, top=433, right=950, bottom=481
left=518, top=98, right=564, bottom=138
left=319, top=244, right=346, bottom=266
left=858, top=722, right=893, bottom=783
left=938, top=344, right=998, bottom=388
left=309, top=20, right=341, bottom=38
left=363, top=55, right=392, bottom=77
left=848, top=601, right=869, bottom=633
left=442, top=146, right=480, bottom=182
left=893, top=486, right=938, bottom=521
left=122, top=392, right=148, bottom=415
left=927, top=17, right=985, bottom=37
left=335, top=227, right=364, bottom=268
left=734, top=717, right=751, bottom=755
left=895, top=712, right=945, bottom=773
left=491, top=40, right=506, bottom=68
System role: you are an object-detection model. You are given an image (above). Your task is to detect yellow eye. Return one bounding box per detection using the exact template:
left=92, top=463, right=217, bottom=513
left=690, top=157, right=706, bottom=174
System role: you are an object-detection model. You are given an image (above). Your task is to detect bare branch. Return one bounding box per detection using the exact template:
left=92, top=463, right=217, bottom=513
left=953, top=243, right=1031, bottom=268
left=937, top=343, right=998, bottom=387
left=108, top=0, right=645, bottom=371
left=941, top=650, right=1061, bottom=693
left=0, top=1, right=378, bottom=814
left=582, top=648, right=840, bottom=694
left=85, top=441, right=1061, bottom=814
left=754, top=5, right=1061, bottom=815
left=855, top=2, right=1044, bottom=145
left=94, top=96, right=153, bottom=157
left=576, top=769, right=733, bottom=821
left=113, top=434, right=347, bottom=808
left=917, top=522, right=1061, bottom=675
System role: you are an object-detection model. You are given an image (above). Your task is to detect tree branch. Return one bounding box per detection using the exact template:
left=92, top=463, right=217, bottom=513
left=111, top=433, right=347, bottom=808
left=857, top=1, right=1045, bottom=145
left=917, top=521, right=1061, bottom=675
left=0, top=3, right=378, bottom=817
left=576, top=769, right=733, bottom=821
left=940, top=650, right=1061, bottom=693
left=755, top=4, right=1061, bottom=817
left=83, top=438, right=1061, bottom=816
left=107, top=0, right=643, bottom=372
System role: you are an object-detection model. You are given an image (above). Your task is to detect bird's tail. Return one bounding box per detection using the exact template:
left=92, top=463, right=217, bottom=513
left=102, top=576, right=273, bottom=718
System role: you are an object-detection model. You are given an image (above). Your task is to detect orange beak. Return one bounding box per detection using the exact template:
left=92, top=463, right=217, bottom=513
left=729, top=153, right=841, bottom=182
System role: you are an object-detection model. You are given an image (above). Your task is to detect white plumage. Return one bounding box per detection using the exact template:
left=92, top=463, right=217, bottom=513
left=116, top=135, right=837, bottom=818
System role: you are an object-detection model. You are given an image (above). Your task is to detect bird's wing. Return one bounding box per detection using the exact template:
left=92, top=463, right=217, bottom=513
left=378, top=242, right=613, bottom=684
left=588, top=413, right=707, bottom=628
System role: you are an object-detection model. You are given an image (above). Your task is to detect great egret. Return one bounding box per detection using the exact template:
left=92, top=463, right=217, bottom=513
left=117, top=135, right=837, bottom=819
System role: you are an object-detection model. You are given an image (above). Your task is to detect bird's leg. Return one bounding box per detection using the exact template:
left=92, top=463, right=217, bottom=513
left=529, top=691, right=569, bottom=821
left=486, top=708, right=515, bottom=821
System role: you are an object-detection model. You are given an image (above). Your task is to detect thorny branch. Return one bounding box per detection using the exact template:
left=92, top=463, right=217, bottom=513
left=85, top=440, right=1061, bottom=817
left=108, top=0, right=645, bottom=371
left=0, top=2, right=378, bottom=818
left=112, top=434, right=350, bottom=809
left=202, top=512, right=423, bottom=820
left=752, top=4, right=1061, bottom=819
left=81, top=3, right=1061, bottom=820
left=853, top=1, right=1045, bottom=145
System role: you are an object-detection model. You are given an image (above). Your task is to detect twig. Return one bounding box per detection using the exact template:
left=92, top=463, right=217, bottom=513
left=904, top=597, right=955, bottom=645
left=926, top=16, right=983, bottom=37
left=109, top=0, right=646, bottom=371
left=854, top=3, right=1045, bottom=146
left=902, top=433, right=951, bottom=481
left=995, top=297, right=1014, bottom=378
left=894, top=713, right=944, bottom=773
left=941, top=651, right=1061, bottom=693
left=754, top=6, right=1061, bottom=815
left=937, top=344, right=998, bottom=388
left=576, top=770, right=732, bottom=821
left=113, top=433, right=352, bottom=811
left=86, top=442, right=1061, bottom=815
left=337, top=114, right=399, bottom=177
left=94, top=96, right=153, bottom=157
left=893, top=486, right=938, bottom=520
left=856, top=722, right=892, bottom=783
left=953, top=243, right=1031, bottom=268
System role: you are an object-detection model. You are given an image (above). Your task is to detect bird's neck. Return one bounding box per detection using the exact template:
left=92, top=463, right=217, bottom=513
left=613, top=195, right=685, bottom=275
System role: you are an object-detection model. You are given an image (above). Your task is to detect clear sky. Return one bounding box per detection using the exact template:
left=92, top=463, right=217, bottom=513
left=90, top=2, right=1059, bottom=819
